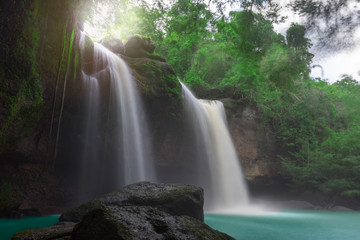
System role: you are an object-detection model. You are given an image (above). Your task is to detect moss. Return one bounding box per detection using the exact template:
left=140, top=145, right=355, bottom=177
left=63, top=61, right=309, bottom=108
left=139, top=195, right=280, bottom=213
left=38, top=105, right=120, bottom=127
left=159, top=71, right=182, bottom=118
left=127, top=57, right=182, bottom=118
left=73, top=51, right=80, bottom=81
left=0, top=0, right=44, bottom=152
left=52, top=24, right=77, bottom=167
left=71, top=208, right=133, bottom=240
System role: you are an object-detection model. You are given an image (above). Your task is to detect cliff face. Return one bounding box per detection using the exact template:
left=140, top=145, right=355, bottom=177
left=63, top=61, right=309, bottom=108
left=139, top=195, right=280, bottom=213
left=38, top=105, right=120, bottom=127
left=0, top=0, right=80, bottom=161
left=223, top=99, right=287, bottom=196
left=0, top=0, right=83, bottom=216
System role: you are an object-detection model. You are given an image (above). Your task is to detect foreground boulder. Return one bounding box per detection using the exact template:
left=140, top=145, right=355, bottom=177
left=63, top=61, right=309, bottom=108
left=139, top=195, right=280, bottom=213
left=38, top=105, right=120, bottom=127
left=13, top=182, right=234, bottom=240
left=60, top=182, right=205, bottom=222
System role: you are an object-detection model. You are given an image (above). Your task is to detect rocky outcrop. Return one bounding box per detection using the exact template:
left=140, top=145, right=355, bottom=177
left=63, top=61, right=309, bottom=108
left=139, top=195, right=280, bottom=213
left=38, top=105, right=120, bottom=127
left=96, top=36, right=180, bottom=105
left=79, top=35, right=181, bottom=119
left=13, top=182, right=234, bottom=240
left=123, top=35, right=165, bottom=62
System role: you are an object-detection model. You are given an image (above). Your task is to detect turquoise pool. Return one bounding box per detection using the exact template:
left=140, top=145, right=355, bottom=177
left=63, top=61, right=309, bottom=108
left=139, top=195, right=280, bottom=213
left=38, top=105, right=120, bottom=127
left=0, top=215, right=59, bottom=240
left=205, top=210, right=360, bottom=240
left=1, top=210, right=360, bottom=240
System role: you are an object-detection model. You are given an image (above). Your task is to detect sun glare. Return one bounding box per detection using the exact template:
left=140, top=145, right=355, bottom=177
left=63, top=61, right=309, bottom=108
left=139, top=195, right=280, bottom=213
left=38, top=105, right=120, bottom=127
left=84, top=3, right=113, bottom=40
left=83, top=1, right=150, bottom=41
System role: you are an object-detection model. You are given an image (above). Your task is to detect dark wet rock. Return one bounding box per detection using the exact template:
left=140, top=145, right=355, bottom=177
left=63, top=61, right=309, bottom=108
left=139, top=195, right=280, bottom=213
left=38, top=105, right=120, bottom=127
left=13, top=182, right=233, bottom=240
left=81, top=34, right=94, bottom=63
left=60, top=182, right=204, bottom=222
left=99, top=37, right=125, bottom=55
left=70, top=206, right=232, bottom=240
left=11, top=222, right=75, bottom=240
left=80, top=34, right=95, bottom=75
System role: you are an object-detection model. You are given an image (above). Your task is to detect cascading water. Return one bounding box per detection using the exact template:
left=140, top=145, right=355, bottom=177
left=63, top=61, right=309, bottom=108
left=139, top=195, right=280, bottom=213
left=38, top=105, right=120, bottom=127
left=181, top=82, right=250, bottom=212
left=78, top=32, right=251, bottom=211
left=78, top=33, right=155, bottom=201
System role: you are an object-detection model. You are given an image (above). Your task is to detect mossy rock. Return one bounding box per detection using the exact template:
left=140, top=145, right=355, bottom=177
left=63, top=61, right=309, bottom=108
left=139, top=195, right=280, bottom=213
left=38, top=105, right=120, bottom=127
left=121, top=55, right=182, bottom=117
left=121, top=55, right=179, bottom=96
left=124, top=35, right=156, bottom=55
left=80, top=34, right=94, bottom=75
left=84, top=35, right=181, bottom=118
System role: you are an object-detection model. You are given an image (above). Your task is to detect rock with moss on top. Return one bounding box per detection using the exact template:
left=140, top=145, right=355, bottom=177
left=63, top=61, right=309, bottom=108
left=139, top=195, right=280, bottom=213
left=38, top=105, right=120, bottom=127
left=123, top=35, right=165, bottom=62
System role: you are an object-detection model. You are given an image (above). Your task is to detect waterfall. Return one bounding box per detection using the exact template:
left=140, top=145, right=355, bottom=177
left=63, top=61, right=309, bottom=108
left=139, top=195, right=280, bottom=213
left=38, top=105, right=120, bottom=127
left=78, top=33, right=155, bottom=201
left=77, top=32, right=251, bottom=211
left=181, top=82, right=250, bottom=212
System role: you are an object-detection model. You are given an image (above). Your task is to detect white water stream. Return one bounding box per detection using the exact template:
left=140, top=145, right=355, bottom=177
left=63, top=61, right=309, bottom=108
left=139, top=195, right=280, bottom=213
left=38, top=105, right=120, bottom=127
left=181, top=82, right=250, bottom=212
left=78, top=33, right=155, bottom=201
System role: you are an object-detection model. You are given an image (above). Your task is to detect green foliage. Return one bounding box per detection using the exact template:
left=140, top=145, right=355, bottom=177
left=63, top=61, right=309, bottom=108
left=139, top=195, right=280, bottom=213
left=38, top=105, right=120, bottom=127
left=219, top=11, right=284, bottom=56
left=260, top=43, right=294, bottom=88
left=278, top=76, right=360, bottom=202
left=286, top=23, right=307, bottom=49
left=282, top=125, right=360, bottom=200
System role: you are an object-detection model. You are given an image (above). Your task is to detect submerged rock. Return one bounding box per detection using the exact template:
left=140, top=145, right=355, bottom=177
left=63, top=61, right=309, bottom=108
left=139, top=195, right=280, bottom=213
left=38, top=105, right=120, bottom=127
left=13, top=182, right=234, bottom=240
left=330, top=206, right=353, bottom=211
left=12, top=222, right=75, bottom=240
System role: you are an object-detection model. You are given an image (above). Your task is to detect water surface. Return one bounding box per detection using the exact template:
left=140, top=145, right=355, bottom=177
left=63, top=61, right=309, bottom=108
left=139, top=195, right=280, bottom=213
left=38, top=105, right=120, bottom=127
left=205, top=210, right=360, bottom=240
left=0, top=215, right=58, bottom=240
